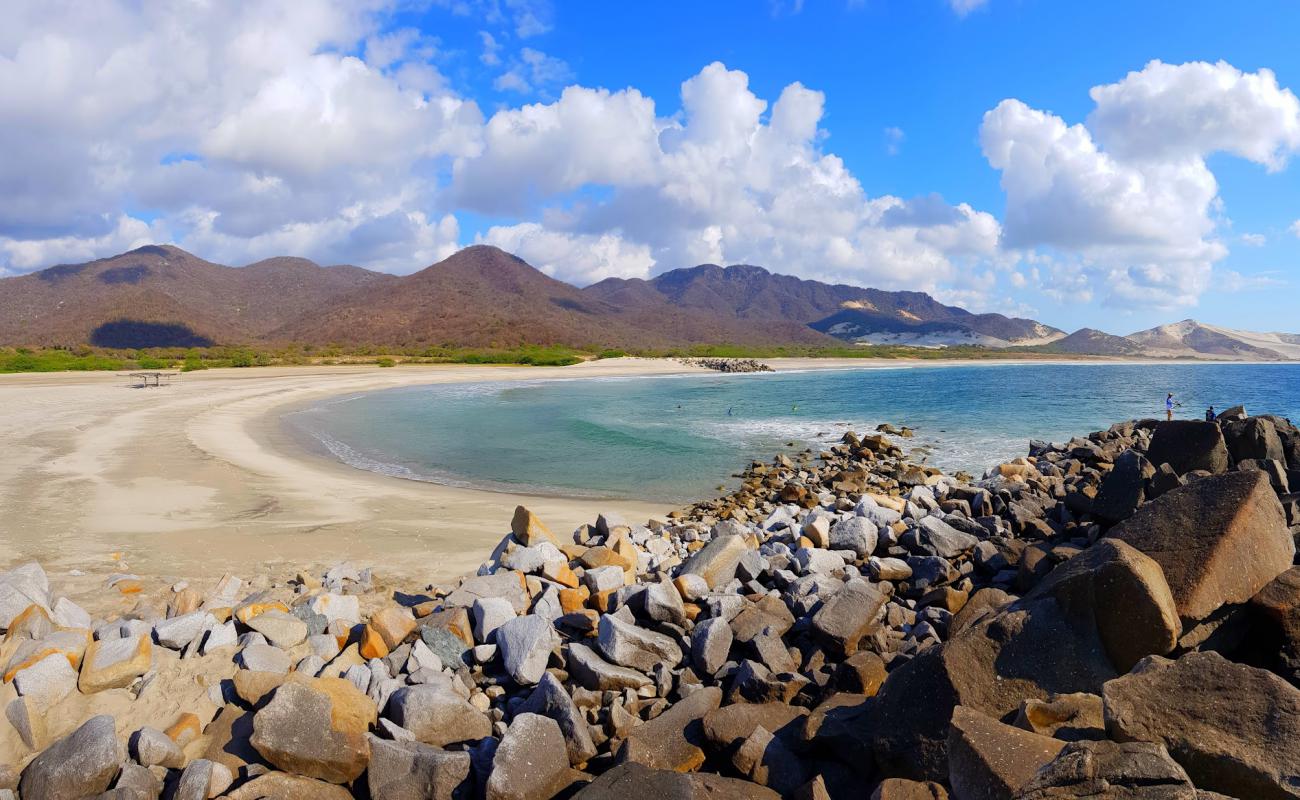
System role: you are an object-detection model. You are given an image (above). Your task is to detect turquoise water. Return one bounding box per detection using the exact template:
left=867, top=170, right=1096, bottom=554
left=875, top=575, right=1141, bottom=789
left=286, top=364, right=1300, bottom=503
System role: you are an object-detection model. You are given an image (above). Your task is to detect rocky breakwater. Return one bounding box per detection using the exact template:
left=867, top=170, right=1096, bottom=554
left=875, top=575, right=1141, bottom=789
left=678, top=357, right=773, bottom=373
left=0, top=409, right=1299, bottom=798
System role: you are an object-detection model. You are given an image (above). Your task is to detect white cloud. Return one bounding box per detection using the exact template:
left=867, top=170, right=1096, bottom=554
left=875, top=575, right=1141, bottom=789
left=1240, top=233, right=1266, bottom=246
left=479, top=31, right=501, bottom=66
left=492, top=47, right=572, bottom=94
left=949, top=0, right=989, bottom=17
left=455, top=62, right=1000, bottom=293
left=0, top=0, right=482, bottom=274
left=884, top=126, right=905, bottom=156
left=1291, top=219, right=1300, bottom=238
left=981, top=60, right=1300, bottom=309
left=481, top=223, right=654, bottom=284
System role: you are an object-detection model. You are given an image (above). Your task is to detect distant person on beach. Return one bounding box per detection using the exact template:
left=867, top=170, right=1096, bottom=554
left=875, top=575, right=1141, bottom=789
left=1166, top=393, right=1177, bottom=421
left=1205, top=405, right=1215, bottom=422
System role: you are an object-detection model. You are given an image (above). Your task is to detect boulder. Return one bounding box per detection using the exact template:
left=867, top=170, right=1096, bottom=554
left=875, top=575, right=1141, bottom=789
left=1012, top=693, right=1104, bottom=742
left=19, top=715, right=122, bottom=800
left=240, top=643, right=291, bottom=674
left=571, top=761, right=780, bottom=799
left=916, top=517, right=979, bottom=559
left=366, top=735, right=473, bottom=800
left=512, top=505, right=561, bottom=547
left=1223, top=417, right=1286, bottom=463
left=702, top=702, right=809, bottom=758
left=830, top=517, right=878, bottom=558
left=79, top=634, right=152, bottom=693
left=947, top=706, right=1064, bottom=800
left=486, top=713, right=578, bottom=800
left=516, top=672, right=597, bottom=766
left=618, top=686, right=722, bottom=771
left=1013, top=740, right=1198, bottom=799
left=596, top=614, right=682, bottom=672
left=679, top=532, right=752, bottom=589
left=691, top=616, right=733, bottom=677
left=732, top=725, right=808, bottom=796
left=1091, top=450, right=1154, bottom=523
left=496, top=615, right=557, bottom=685
left=250, top=681, right=370, bottom=784
left=153, top=611, right=212, bottom=650
left=1109, top=470, right=1294, bottom=621
left=873, top=779, right=950, bottom=799
left=247, top=610, right=309, bottom=649
left=12, top=652, right=78, bottom=707
left=1103, top=651, right=1300, bottom=800
left=224, top=772, right=354, bottom=800
left=445, top=573, right=531, bottom=615
left=472, top=597, right=518, bottom=644
left=811, top=578, right=888, bottom=658
left=0, top=563, right=50, bottom=631
left=566, top=643, right=652, bottom=691
left=1250, top=566, right=1300, bottom=680
left=1145, top=421, right=1230, bottom=475
left=130, top=726, right=184, bottom=769
left=385, top=684, right=492, bottom=747
left=309, top=593, right=361, bottom=625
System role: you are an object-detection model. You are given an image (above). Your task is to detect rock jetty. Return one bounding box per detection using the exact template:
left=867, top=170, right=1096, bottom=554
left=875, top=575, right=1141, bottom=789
left=1, top=410, right=1299, bottom=798
left=679, top=357, right=773, bottom=373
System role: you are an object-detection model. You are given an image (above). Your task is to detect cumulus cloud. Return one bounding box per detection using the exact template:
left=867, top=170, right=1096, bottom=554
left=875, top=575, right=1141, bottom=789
left=455, top=62, right=1000, bottom=292
left=1291, top=219, right=1300, bottom=238
left=481, top=223, right=654, bottom=284
left=949, top=0, right=989, bottom=17
left=981, top=60, right=1300, bottom=309
left=0, top=0, right=476, bottom=273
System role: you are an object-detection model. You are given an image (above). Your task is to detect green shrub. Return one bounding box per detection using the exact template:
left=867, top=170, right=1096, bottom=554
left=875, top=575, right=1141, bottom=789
left=376, top=357, right=396, bottom=368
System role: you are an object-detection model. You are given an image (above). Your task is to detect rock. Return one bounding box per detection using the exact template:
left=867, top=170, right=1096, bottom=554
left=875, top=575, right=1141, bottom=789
left=1223, top=417, right=1286, bottom=463
left=247, top=610, right=309, bottom=649
left=12, top=652, right=78, bottom=707
left=5, top=696, right=46, bottom=749
left=574, top=761, right=780, bottom=799
left=385, top=684, right=492, bottom=747
left=618, top=686, right=721, bottom=771
left=1102, top=651, right=1300, bottom=800
left=486, top=713, right=577, bottom=800
left=367, top=735, right=473, bottom=800
left=835, top=651, right=888, bottom=695
left=702, top=702, right=809, bottom=758
left=113, top=763, right=163, bottom=800
left=512, top=506, right=561, bottom=547
left=130, top=726, right=184, bottom=769
left=201, top=622, right=238, bottom=654
left=690, top=616, right=733, bottom=676
left=679, top=532, right=752, bottom=589
left=19, top=715, right=121, bottom=800
left=250, top=681, right=370, bottom=784
left=1012, top=693, right=1104, bottom=742
left=446, top=573, right=532, bottom=614
left=596, top=614, right=682, bottom=672
left=153, top=611, right=211, bottom=650
left=1013, top=740, right=1197, bottom=799
left=830, top=517, right=878, bottom=558
left=79, top=634, right=152, bottom=693
left=174, top=759, right=229, bottom=800
left=309, top=593, right=361, bottom=625
left=496, top=615, right=557, bottom=685
left=870, top=557, right=913, bottom=581
left=872, top=779, right=950, bottom=799
left=566, top=642, right=651, bottom=691
left=0, top=563, right=49, bottom=630
left=421, top=626, right=470, bottom=669
left=1250, top=566, right=1300, bottom=680
left=224, top=772, right=354, bottom=800
left=812, top=578, right=888, bottom=658
left=1109, top=469, right=1294, bottom=621
left=472, top=597, right=517, bottom=644
left=916, top=516, right=979, bottom=558
left=517, top=672, right=597, bottom=766
left=947, top=705, right=1064, bottom=800
left=732, top=725, right=808, bottom=795
left=1146, top=420, right=1230, bottom=475
left=240, top=643, right=291, bottom=674
left=1092, top=450, right=1154, bottom=523
left=1027, top=538, right=1180, bottom=673
left=643, top=578, right=687, bottom=625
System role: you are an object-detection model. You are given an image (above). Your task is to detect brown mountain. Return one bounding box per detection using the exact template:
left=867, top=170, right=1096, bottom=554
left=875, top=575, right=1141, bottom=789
left=1037, top=328, right=1145, bottom=356
left=0, top=245, right=394, bottom=347
left=586, top=263, right=1064, bottom=347
left=276, top=246, right=836, bottom=349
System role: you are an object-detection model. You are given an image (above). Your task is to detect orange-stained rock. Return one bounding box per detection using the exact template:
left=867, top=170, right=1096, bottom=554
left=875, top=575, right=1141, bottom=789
left=512, top=506, right=561, bottom=547
left=559, top=587, right=590, bottom=615
left=305, top=676, right=377, bottom=734
left=170, top=588, right=203, bottom=617
left=116, top=580, right=143, bottom=595
left=166, top=712, right=203, bottom=746
left=545, top=564, right=580, bottom=589
left=370, top=606, right=416, bottom=650
left=5, top=605, right=53, bottom=640
left=358, top=625, right=389, bottom=660
left=236, top=601, right=290, bottom=626
left=421, top=607, right=474, bottom=648
left=3, top=629, right=91, bottom=681
left=79, top=635, right=152, bottom=693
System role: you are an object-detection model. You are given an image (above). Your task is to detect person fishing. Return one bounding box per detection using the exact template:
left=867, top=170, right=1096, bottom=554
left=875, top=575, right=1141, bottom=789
left=726, top=406, right=734, bottom=417
left=1205, top=405, right=1216, bottom=422
left=1165, top=393, right=1181, bottom=421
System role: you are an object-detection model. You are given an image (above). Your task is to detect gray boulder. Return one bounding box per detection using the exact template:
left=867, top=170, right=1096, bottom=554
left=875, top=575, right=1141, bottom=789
left=19, top=715, right=122, bottom=800
left=386, top=684, right=492, bottom=747
left=485, top=713, right=577, bottom=800
left=516, top=671, right=597, bottom=766
left=366, top=735, right=473, bottom=800
left=496, top=615, right=557, bottom=685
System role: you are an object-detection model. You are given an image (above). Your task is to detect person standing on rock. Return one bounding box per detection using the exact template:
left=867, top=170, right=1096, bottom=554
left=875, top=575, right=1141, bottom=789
left=1205, top=405, right=1216, bottom=422
left=1166, top=393, right=1177, bottom=421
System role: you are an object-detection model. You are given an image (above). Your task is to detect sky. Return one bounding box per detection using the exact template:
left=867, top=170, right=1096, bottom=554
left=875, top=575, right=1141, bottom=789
left=2, top=0, right=1300, bottom=335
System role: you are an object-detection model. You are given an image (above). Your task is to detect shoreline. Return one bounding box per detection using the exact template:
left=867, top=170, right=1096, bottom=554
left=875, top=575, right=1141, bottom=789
left=1, top=355, right=1296, bottom=608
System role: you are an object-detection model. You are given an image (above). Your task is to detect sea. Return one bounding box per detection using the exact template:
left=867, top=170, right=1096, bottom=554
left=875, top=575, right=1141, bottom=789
left=285, top=363, right=1300, bottom=504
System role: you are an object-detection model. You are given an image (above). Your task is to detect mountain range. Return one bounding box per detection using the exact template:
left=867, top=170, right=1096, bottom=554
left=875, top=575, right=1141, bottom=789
left=0, top=243, right=1295, bottom=360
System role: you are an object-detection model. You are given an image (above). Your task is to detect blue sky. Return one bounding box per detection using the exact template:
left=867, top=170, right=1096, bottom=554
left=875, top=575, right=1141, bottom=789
left=3, top=0, right=1300, bottom=335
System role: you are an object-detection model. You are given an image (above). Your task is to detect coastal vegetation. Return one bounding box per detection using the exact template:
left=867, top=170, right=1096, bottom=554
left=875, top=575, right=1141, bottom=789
left=0, top=342, right=1081, bottom=374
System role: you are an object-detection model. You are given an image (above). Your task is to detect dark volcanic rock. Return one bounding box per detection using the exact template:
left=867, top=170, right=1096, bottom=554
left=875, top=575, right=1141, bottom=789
left=1013, top=740, right=1198, bottom=799
left=1103, top=651, right=1300, bottom=800
left=947, top=705, right=1064, bottom=800
left=572, top=761, right=780, bottom=799
left=1091, top=450, right=1154, bottom=523
left=1223, top=417, right=1286, bottom=463
left=1145, top=421, right=1230, bottom=475
left=1109, top=470, right=1294, bottom=621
